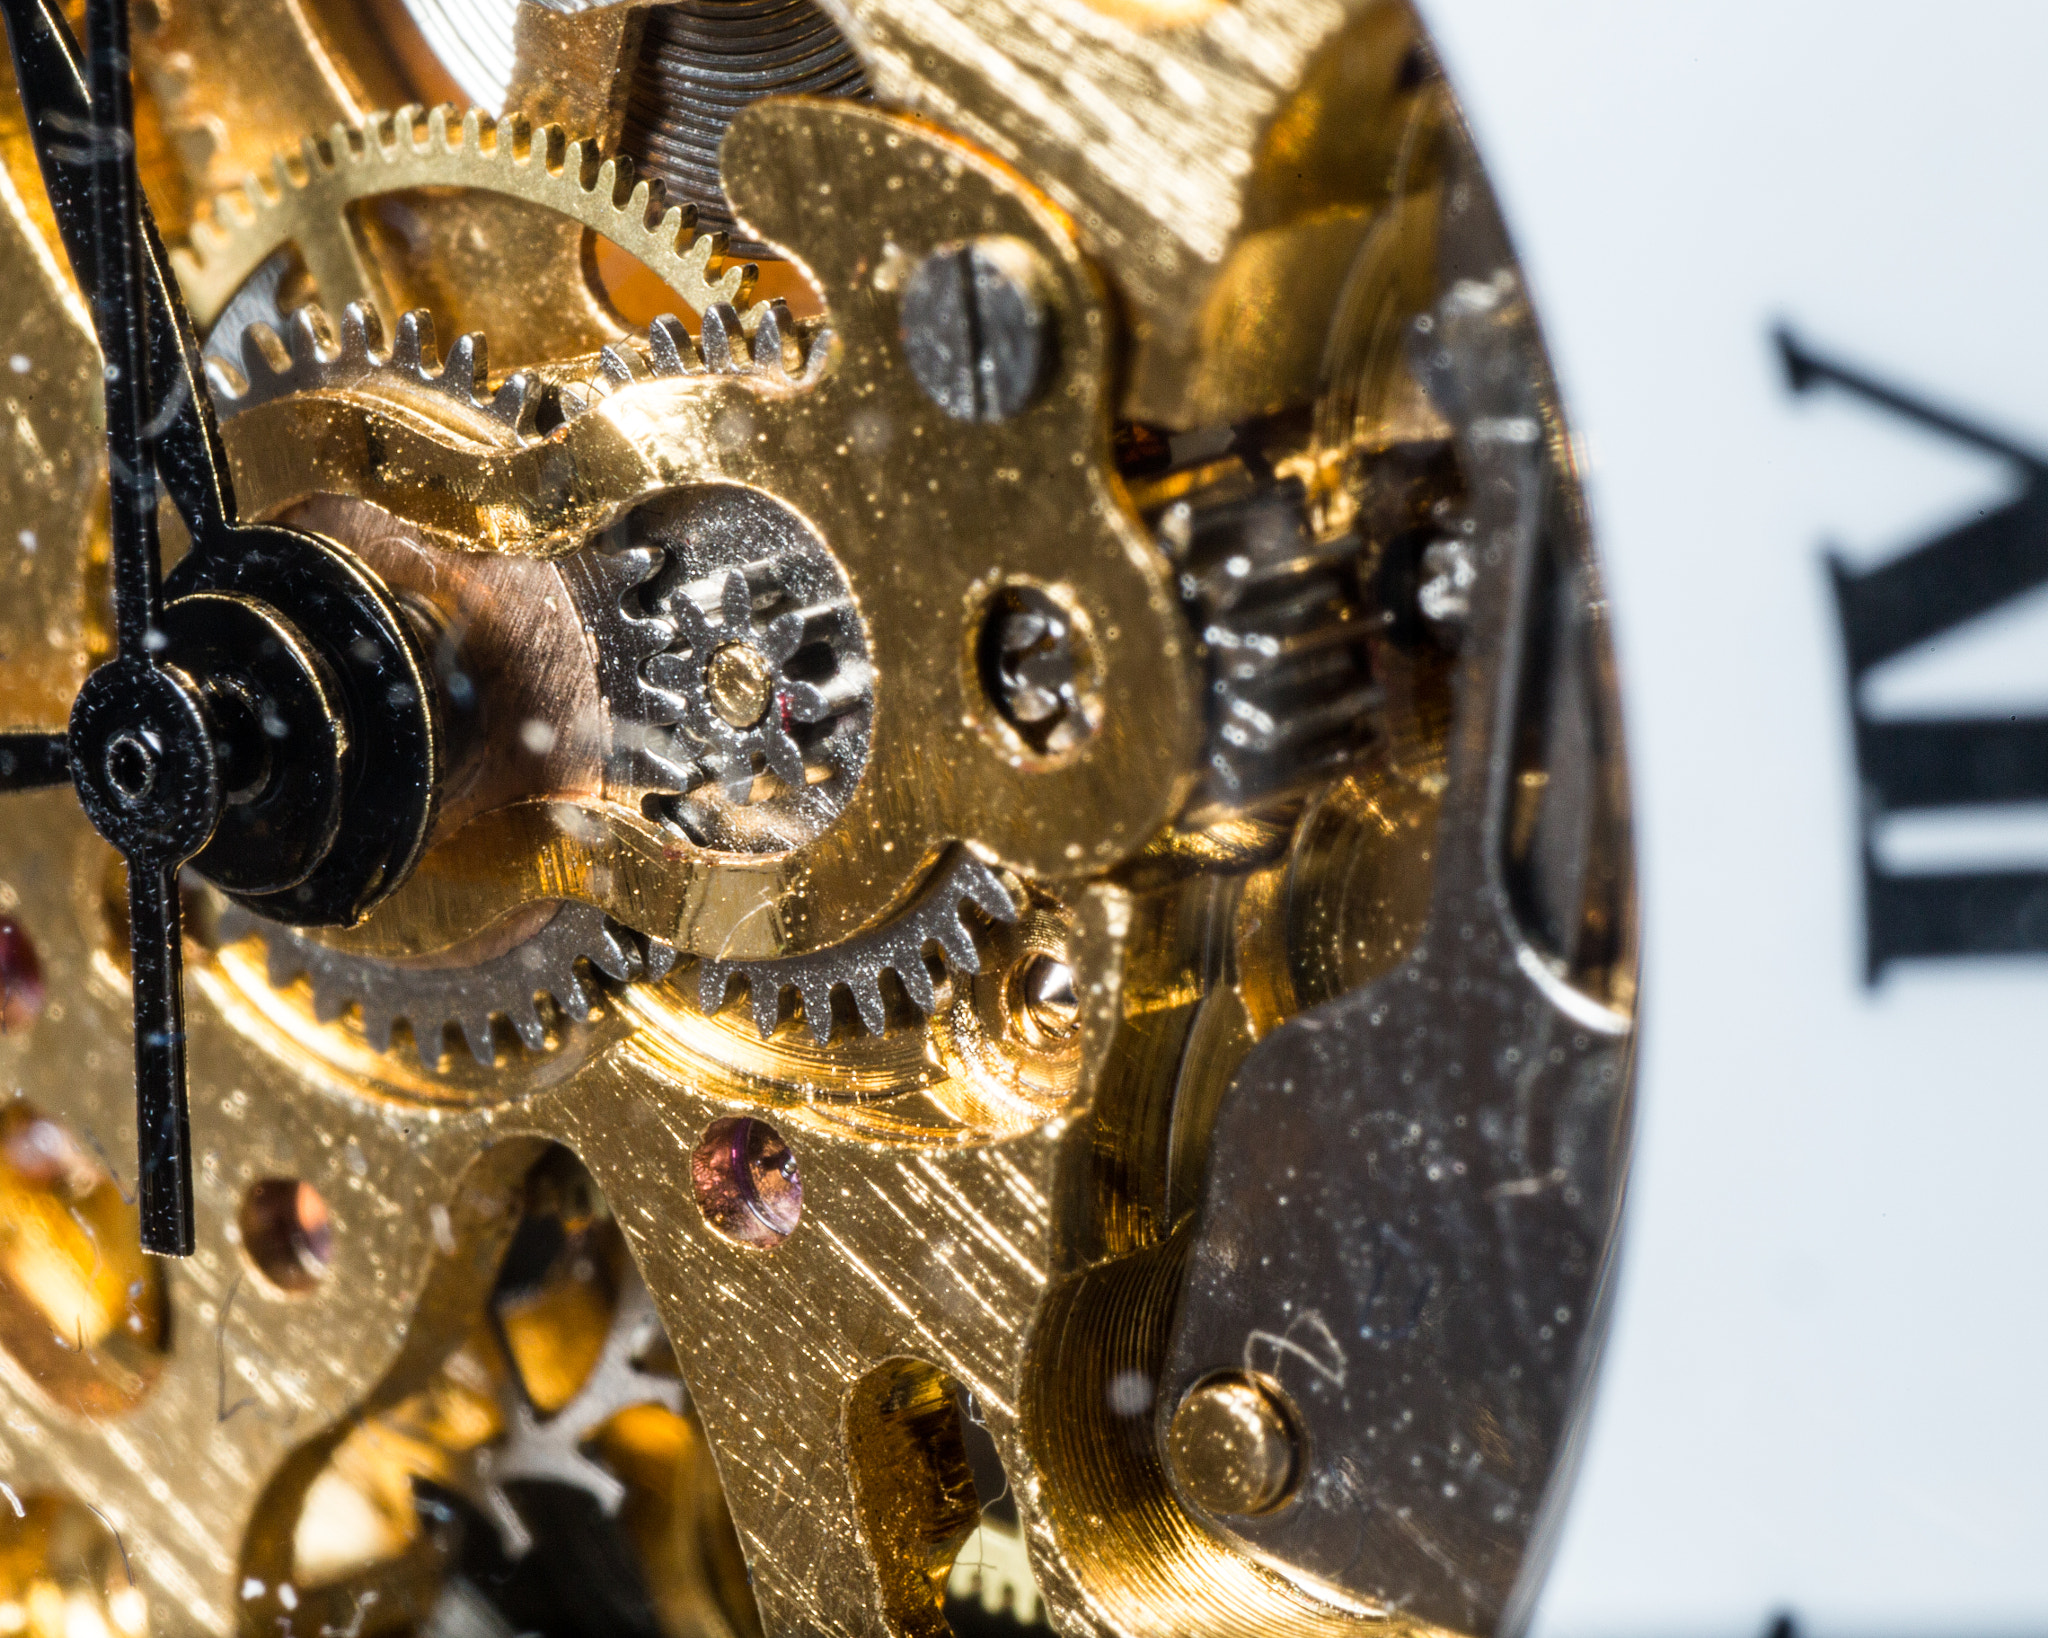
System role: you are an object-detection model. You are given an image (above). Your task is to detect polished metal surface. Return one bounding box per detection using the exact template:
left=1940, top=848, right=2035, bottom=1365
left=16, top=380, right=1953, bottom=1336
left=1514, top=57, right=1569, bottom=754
left=1161, top=202, right=1634, bottom=1633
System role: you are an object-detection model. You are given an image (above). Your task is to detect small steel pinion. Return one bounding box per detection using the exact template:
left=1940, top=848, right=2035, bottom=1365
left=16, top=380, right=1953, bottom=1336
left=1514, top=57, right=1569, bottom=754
left=646, top=562, right=870, bottom=804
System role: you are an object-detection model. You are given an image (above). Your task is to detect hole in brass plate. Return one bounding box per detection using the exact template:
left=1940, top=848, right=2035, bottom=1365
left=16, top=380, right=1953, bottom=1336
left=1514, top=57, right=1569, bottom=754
left=239, top=1178, right=336, bottom=1294
left=0, top=1104, right=166, bottom=1415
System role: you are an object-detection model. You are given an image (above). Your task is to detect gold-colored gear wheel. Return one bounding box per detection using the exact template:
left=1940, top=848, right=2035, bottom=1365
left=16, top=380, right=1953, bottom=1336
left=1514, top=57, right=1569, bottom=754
left=171, top=103, right=757, bottom=363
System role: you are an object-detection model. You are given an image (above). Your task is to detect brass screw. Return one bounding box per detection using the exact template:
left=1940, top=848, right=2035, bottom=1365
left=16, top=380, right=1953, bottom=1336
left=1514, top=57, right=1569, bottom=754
left=1166, top=1373, right=1301, bottom=1517
left=704, top=642, right=775, bottom=729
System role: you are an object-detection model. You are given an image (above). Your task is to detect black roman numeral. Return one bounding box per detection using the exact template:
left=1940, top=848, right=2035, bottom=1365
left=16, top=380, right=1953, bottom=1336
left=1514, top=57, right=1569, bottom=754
left=1781, top=329, right=2048, bottom=979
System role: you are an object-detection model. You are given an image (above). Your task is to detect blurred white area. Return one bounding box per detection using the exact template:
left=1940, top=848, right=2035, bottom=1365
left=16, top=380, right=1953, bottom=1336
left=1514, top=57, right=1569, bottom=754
left=1417, top=4, right=2048, bottom=1633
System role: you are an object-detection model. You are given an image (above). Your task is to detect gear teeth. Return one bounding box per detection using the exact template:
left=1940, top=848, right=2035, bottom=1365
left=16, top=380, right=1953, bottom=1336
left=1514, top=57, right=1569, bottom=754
left=594, top=152, right=637, bottom=210
left=443, top=330, right=488, bottom=399
left=560, top=538, right=708, bottom=803
left=237, top=321, right=290, bottom=387
left=221, top=903, right=643, bottom=1072
left=699, top=303, right=747, bottom=374
left=644, top=315, right=699, bottom=377
left=393, top=309, right=437, bottom=375
left=747, top=300, right=795, bottom=378
left=175, top=103, right=745, bottom=335
left=339, top=300, right=385, bottom=361
left=287, top=303, right=335, bottom=366
left=211, top=291, right=545, bottom=436
left=490, top=371, right=544, bottom=435
left=696, top=853, right=1021, bottom=1044
left=893, top=952, right=938, bottom=1016
left=598, top=341, right=652, bottom=389
left=579, top=302, right=828, bottom=398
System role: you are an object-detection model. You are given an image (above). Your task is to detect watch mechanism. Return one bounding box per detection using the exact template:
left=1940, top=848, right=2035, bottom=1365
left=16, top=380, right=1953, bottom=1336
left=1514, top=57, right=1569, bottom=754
left=0, top=0, right=1637, bottom=1634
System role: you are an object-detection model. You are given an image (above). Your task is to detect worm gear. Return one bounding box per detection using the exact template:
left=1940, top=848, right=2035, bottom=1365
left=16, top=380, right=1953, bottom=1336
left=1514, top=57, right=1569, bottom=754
left=1157, top=475, right=1383, bottom=817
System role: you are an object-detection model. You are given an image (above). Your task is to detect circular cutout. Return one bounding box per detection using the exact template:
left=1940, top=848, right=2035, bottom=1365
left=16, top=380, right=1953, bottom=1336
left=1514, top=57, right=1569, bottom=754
left=239, top=1178, right=335, bottom=1292
left=690, top=1117, right=802, bottom=1249
left=0, top=1105, right=166, bottom=1414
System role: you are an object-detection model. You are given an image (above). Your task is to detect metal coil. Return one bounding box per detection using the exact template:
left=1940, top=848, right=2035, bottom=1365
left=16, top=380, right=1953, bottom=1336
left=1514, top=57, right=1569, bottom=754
left=621, top=0, right=869, bottom=252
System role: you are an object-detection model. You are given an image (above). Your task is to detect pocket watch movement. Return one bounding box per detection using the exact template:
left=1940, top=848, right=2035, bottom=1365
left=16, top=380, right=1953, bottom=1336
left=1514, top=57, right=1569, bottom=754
left=0, top=0, right=1637, bottom=1632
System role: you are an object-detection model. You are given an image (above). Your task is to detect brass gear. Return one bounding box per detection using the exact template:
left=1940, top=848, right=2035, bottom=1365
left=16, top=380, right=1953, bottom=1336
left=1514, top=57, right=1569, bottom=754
left=171, top=104, right=758, bottom=360
left=197, top=293, right=1025, bottom=1063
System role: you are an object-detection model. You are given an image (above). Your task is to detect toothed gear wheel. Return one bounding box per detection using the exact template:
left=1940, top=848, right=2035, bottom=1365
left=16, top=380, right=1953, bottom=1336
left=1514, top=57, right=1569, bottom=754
left=574, top=301, right=829, bottom=403
left=572, top=483, right=873, bottom=855
left=222, top=901, right=661, bottom=1067
left=453, top=1268, right=685, bottom=1560
left=698, top=851, right=1019, bottom=1042
left=171, top=103, right=755, bottom=337
left=205, top=298, right=543, bottom=432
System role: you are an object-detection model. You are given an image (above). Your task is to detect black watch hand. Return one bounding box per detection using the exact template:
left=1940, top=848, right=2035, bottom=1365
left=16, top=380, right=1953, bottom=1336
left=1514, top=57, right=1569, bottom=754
left=0, top=0, right=443, bottom=1256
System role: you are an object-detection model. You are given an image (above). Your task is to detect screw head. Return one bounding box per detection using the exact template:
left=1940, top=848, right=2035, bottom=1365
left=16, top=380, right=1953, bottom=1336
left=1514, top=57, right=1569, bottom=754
left=899, top=238, right=1054, bottom=422
left=1166, top=1372, right=1302, bottom=1517
left=705, top=641, right=775, bottom=729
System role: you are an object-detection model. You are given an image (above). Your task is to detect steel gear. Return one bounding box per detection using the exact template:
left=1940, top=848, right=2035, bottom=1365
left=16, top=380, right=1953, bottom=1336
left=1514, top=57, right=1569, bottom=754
left=170, top=103, right=755, bottom=337
left=698, top=850, right=1020, bottom=1041
left=453, top=1266, right=686, bottom=1560
left=207, top=298, right=543, bottom=432
left=198, top=291, right=972, bottom=1059
left=643, top=550, right=871, bottom=845
left=221, top=901, right=654, bottom=1067
left=558, top=389, right=867, bottom=856
left=201, top=303, right=659, bottom=1074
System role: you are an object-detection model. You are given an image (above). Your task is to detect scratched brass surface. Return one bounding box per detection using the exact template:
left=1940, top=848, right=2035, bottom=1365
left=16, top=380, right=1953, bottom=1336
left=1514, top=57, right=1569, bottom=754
left=0, top=0, right=1630, bottom=1633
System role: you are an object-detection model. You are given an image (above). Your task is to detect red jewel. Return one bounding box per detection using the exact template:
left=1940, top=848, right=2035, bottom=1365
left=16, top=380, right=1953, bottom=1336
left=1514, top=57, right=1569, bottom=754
left=0, top=918, right=44, bottom=1035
